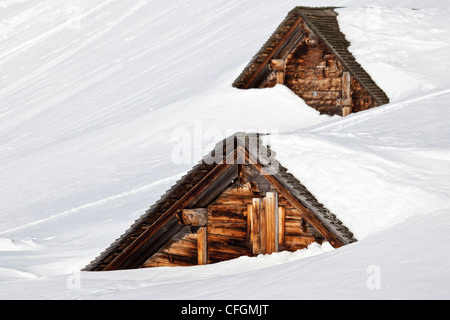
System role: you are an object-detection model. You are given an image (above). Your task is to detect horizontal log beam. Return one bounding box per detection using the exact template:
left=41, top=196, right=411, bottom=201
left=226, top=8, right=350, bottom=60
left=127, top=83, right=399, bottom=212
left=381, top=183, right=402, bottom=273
left=181, top=208, right=208, bottom=227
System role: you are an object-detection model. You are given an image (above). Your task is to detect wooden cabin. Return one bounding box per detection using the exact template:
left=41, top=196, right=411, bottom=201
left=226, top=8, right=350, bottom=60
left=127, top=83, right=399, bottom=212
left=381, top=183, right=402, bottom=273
left=84, top=133, right=356, bottom=271
left=233, top=7, right=389, bottom=116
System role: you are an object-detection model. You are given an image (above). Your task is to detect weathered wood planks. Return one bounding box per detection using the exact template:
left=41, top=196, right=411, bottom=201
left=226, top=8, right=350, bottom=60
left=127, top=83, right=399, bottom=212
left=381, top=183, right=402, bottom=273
left=181, top=208, right=208, bottom=227
left=141, top=165, right=332, bottom=268
left=262, top=192, right=278, bottom=254
left=86, top=134, right=356, bottom=272
left=197, top=227, right=208, bottom=265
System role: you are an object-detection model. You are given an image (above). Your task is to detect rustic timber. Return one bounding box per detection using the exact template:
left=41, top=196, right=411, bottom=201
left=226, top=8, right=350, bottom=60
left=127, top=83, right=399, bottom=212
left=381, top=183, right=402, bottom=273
left=140, top=226, right=196, bottom=268
left=278, top=206, right=286, bottom=246
left=250, top=199, right=261, bottom=254
left=197, top=227, right=208, bottom=265
left=84, top=133, right=356, bottom=271
left=340, top=71, right=352, bottom=116
left=233, top=7, right=389, bottom=116
left=263, top=192, right=278, bottom=254
left=270, top=59, right=286, bottom=85
left=181, top=208, right=208, bottom=227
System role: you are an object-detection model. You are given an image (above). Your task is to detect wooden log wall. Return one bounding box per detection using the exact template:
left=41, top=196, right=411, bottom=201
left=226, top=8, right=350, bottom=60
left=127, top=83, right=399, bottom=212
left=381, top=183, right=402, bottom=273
left=350, top=77, right=374, bottom=113
left=277, top=194, right=324, bottom=251
left=141, top=170, right=326, bottom=268
left=206, top=183, right=254, bottom=264
left=261, top=37, right=375, bottom=116
left=141, top=227, right=198, bottom=267
left=284, top=40, right=342, bottom=115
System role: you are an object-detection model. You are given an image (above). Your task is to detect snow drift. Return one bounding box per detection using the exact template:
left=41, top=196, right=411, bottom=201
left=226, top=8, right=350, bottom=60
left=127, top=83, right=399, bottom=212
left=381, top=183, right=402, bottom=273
left=0, top=0, right=449, bottom=300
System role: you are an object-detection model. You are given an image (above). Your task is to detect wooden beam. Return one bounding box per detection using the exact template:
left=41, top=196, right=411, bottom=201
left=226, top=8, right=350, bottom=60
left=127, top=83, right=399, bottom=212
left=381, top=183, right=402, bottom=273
left=197, top=227, right=208, bottom=265
left=242, top=17, right=303, bottom=89
left=270, top=59, right=286, bottom=85
left=263, top=192, right=278, bottom=254
left=278, top=206, right=286, bottom=246
left=259, top=197, right=267, bottom=254
left=247, top=204, right=253, bottom=242
left=250, top=198, right=261, bottom=255
left=181, top=208, right=208, bottom=227
left=341, top=71, right=352, bottom=116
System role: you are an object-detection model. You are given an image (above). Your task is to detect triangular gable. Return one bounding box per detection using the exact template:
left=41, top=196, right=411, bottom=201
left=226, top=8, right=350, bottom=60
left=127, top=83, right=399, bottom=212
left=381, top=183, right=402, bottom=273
left=84, top=133, right=356, bottom=271
left=233, top=7, right=389, bottom=116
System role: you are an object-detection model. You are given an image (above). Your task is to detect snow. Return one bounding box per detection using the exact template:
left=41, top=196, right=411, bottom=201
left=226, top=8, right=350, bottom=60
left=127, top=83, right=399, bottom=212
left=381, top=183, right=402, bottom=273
left=0, top=0, right=449, bottom=300
left=337, top=6, right=450, bottom=101
left=267, top=89, right=450, bottom=239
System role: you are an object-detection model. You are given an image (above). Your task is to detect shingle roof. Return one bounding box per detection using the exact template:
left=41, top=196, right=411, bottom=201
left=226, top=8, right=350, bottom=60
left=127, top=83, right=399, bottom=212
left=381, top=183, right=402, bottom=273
left=233, top=7, right=390, bottom=107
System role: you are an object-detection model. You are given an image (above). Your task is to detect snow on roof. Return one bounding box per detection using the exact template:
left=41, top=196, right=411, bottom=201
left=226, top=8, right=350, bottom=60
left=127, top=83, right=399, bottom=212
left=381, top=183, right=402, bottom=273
left=233, top=7, right=390, bottom=107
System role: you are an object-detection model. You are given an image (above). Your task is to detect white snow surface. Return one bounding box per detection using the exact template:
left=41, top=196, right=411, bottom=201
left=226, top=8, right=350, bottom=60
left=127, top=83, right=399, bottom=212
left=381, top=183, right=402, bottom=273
left=0, top=0, right=449, bottom=300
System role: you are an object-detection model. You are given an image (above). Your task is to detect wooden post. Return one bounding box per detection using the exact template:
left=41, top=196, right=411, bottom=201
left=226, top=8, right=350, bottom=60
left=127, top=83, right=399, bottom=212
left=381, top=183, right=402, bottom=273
left=181, top=209, right=208, bottom=227
left=278, top=206, right=285, bottom=246
left=263, top=192, right=278, bottom=254
left=251, top=198, right=261, bottom=255
left=259, top=197, right=267, bottom=254
left=270, top=59, right=286, bottom=85
left=341, top=71, right=352, bottom=116
left=247, top=204, right=253, bottom=242
left=197, top=227, right=208, bottom=265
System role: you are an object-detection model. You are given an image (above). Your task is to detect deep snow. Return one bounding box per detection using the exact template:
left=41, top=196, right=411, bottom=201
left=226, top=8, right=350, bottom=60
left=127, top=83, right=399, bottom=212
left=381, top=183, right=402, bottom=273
left=0, top=0, right=449, bottom=300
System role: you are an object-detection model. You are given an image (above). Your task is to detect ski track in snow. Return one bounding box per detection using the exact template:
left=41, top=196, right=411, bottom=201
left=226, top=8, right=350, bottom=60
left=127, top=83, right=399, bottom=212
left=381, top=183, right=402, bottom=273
left=0, top=0, right=147, bottom=132
left=0, top=172, right=183, bottom=235
left=309, top=88, right=450, bottom=133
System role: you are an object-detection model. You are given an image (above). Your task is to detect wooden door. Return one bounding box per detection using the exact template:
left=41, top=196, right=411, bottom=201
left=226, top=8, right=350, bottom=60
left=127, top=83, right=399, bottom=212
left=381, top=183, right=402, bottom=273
left=247, top=192, right=282, bottom=255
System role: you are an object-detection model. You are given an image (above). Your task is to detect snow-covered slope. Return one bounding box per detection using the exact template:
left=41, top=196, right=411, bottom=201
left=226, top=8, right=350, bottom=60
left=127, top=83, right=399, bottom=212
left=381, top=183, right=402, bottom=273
left=0, top=0, right=449, bottom=300
left=268, top=89, right=450, bottom=240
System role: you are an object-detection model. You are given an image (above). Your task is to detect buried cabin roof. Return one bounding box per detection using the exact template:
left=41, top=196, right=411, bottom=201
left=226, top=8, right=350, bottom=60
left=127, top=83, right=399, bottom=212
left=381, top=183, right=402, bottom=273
left=233, top=6, right=389, bottom=107
left=85, top=133, right=356, bottom=271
